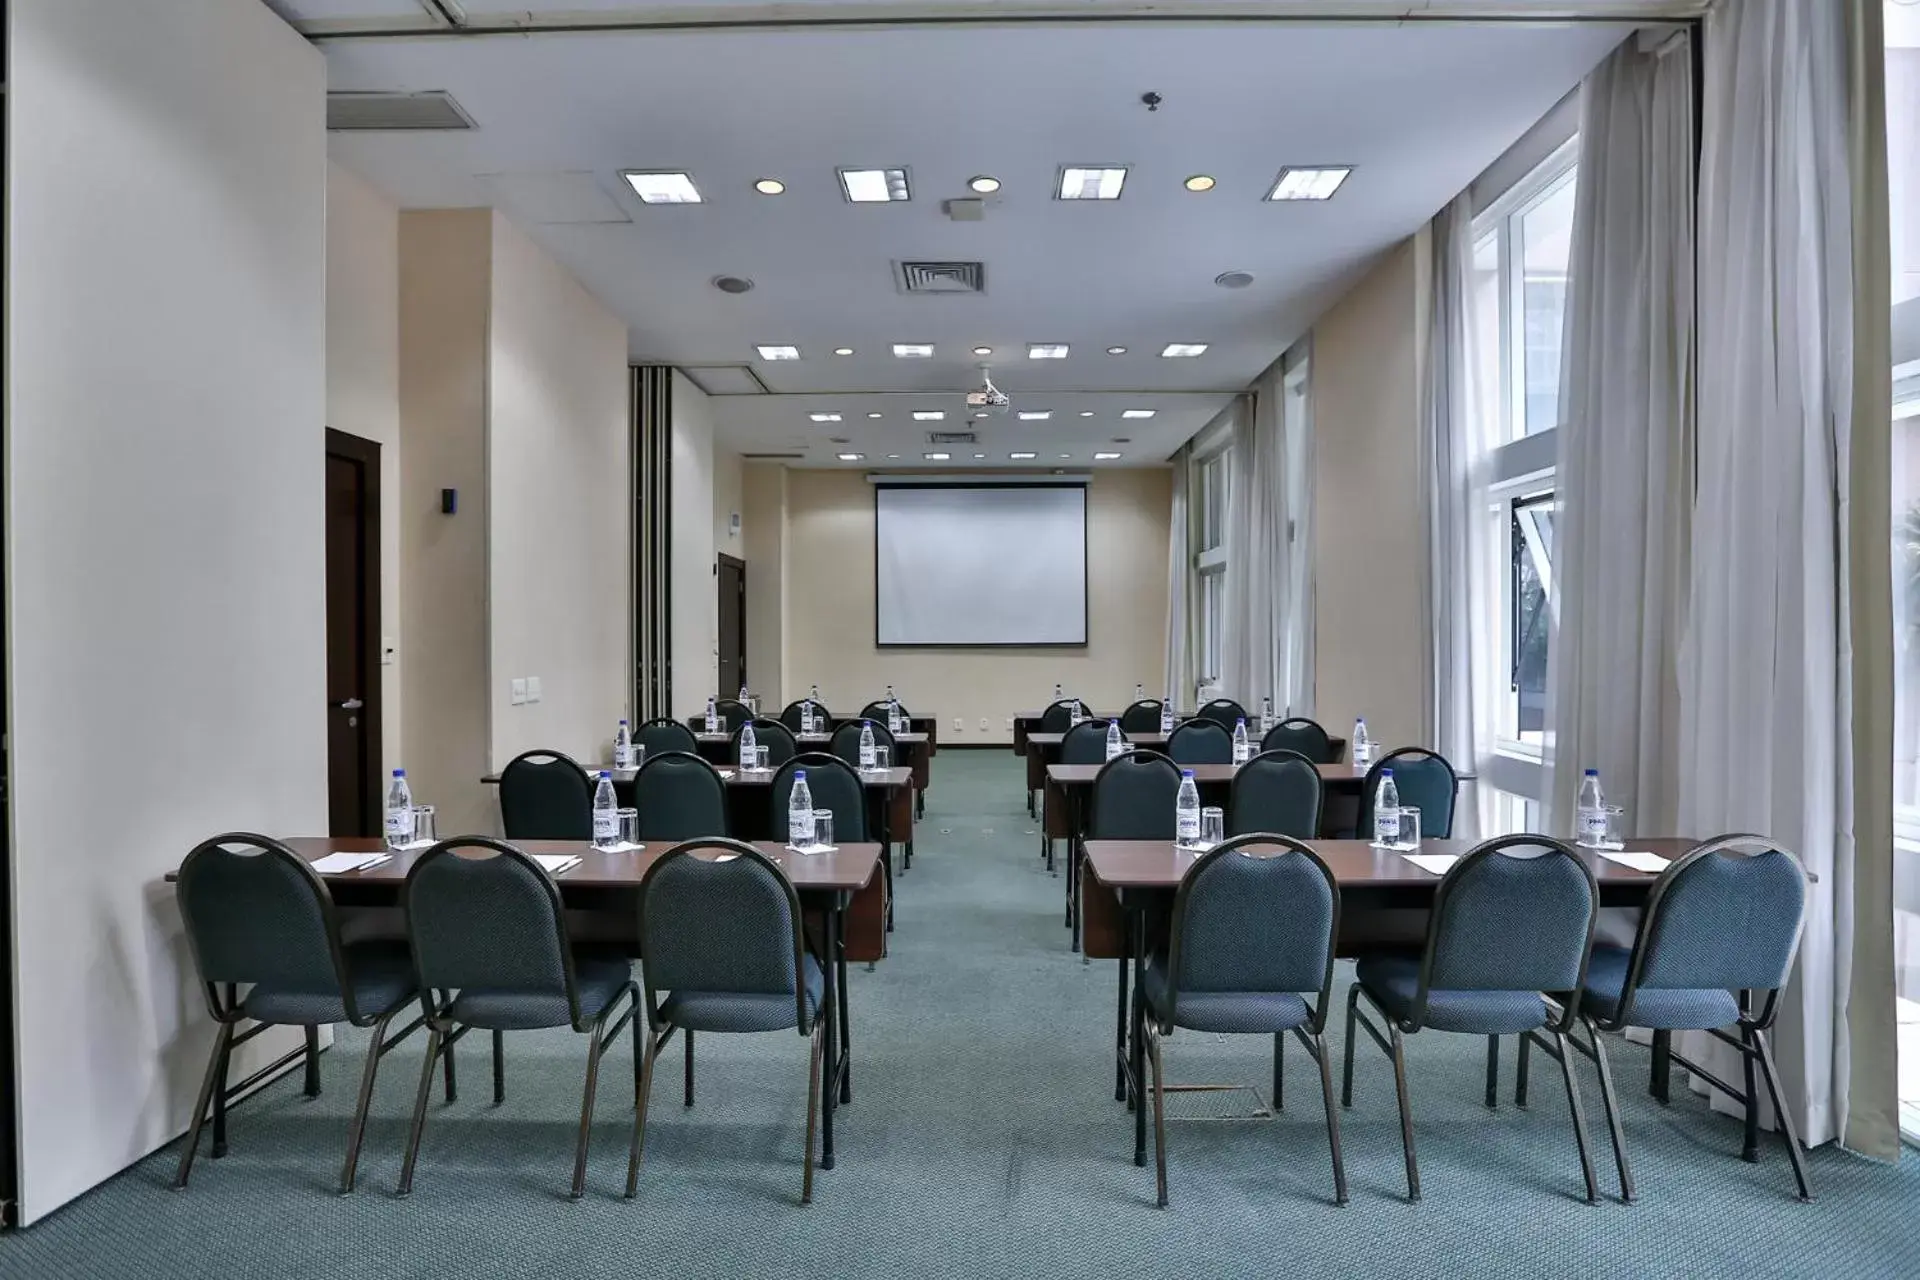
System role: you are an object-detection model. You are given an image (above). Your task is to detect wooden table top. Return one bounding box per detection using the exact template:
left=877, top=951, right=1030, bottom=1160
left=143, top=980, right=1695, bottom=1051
left=484, top=766, right=913, bottom=789
left=1046, top=761, right=1367, bottom=785
left=1026, top=731, right=1170, bottom=748
left=1082, top=837, right=1702, bottom=891
left=262, top=836, right=883, bottom=892
left=695, top=732, right=929, bottom=745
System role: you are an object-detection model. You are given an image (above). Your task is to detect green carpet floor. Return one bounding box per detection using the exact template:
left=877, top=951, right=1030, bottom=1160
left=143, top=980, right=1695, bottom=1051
left=6, top=751, right=1917, bottom=1278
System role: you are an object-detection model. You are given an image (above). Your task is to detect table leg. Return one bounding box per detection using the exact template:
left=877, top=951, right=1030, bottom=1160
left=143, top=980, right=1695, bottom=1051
left=1115, top=955, right=1130, bottom=1103
left=1131, top=907, right=1148, bottom=1167
left=836, top=907, right=853, bottom=1106
left=877, top=789, right=895, bottom=933
left=821, top=908, right=840, bottom=1170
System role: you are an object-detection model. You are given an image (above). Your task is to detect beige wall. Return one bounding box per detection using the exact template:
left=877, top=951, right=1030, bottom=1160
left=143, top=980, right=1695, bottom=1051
left=670, top=372, right=719, bottom=713
left=714, top=446, right=745, bottom=568
left=782, top=468, right=1171, bottom=743
left=743, top=462, right=789, bottom=701
left=1310, top=234, right=1430, bottom=753
left=327, top=162, right=403, bottom=774
left=487, top=215, right=631, bottom=770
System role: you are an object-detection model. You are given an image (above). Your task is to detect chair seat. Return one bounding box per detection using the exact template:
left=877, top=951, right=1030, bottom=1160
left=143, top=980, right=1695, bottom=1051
left=661, top=954, right=824, bottom=1033
left=1143, top=957, right=1311, bottom=1034
left=1355, top=953, right=1550, bottom=1035
left=242, top=941, right=418, bottom=1027
left=449, top=952, right=634, bottom=1030
left=1580, top=945, right=1741, bottom=1030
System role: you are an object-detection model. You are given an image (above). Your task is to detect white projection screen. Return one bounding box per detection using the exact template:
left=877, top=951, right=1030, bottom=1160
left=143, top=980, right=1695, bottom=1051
left=874, top=483, right=1088, bottom=646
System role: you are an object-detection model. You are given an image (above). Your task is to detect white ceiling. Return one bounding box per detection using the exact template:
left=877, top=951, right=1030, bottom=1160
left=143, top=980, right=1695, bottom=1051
left=305, top=11, right=1628, bottom=465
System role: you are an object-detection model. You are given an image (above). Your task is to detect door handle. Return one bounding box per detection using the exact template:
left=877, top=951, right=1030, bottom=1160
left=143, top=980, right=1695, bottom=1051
left=336, top=698, right=364, bottom=710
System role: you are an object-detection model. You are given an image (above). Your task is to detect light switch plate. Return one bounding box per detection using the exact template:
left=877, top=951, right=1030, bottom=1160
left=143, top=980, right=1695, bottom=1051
left=380, top=635, right=397, bottom=666
left=527, top=676, right=543, bottom=703
left=952, top=716, right=963, bottom=731
left=510, top=678, right=528, bottom=706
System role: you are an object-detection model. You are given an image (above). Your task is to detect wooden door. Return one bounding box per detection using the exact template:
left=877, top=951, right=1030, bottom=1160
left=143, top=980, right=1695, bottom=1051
left=325, top=430, right=383, bottom=837
left=717, top=554, right=746, bottom=698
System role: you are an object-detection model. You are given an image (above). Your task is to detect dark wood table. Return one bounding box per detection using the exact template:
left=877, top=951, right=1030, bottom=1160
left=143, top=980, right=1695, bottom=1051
left=690, top=713, right=937, bottom=817
left=1081, top=836, right=1699, bottom=1170
left=1015, top=719, right=1346, bottom=812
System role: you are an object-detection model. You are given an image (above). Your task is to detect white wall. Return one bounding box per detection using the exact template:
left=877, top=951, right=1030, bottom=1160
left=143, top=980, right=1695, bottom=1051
left=326, top=161, right=403, bottom=773
left=714, top=447, right=745, bottom=568
left=743, top=462, right=789, bottom=702
left=7, top=0, right=327, bottom=1223
left=670, top=372, right=718, bottom=714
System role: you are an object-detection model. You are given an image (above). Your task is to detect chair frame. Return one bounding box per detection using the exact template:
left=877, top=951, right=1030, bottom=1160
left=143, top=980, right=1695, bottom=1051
left=1144, top=833, right=1347, bottom=1208
left=1194, top=697, right=1249, bottom=729
left=397, top=837, right=640, bottom=1200
left=1118, top=698, right=1167, bottom=734
left=631, top=750, right=731, bottom=839
left=1164, top=718, right=1233, bottom=765
left=1261, top=716, right=1335, bottom=763
left=1355, top=747, right=1461, bottom=840
left=635, top=715, right=699, bottom=755
left=1227, top=748, right=1325, bottom=839
left=627, top=837, right=826, bottom=1205
left=1342, top=834, right=1601, bottom=1204
left=497, top=748, right=593, bottom=841
left=173, top=832, right=430, bottom=1194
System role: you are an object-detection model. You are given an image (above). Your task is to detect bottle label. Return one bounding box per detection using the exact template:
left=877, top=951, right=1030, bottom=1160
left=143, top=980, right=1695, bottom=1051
left=594, top=810, right=618, bottom=845
left=860, top=748, right=875, bottom=769
left=1374, top=812, right=1400, bottom=846
left=386, top=806, right=412, bottom=845
left=1177, top=811, right=1200, bottom=843
left=1107, top=740, right=1123, bottom=761
left=1580, top=809, right=1609, bottom=845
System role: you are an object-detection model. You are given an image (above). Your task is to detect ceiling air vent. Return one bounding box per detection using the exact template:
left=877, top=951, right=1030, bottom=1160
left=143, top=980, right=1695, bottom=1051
left=895, top=261, right=986, bottom=295
left=927, top=431, right=978, bottom=445
left=741, top=452, right=806, bottom=460
left=327, top=91, right=475, bottom=132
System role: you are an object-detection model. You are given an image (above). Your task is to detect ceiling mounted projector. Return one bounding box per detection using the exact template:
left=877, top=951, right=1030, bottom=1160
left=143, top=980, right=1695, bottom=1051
left=965, top=367, right=1012, bottom=418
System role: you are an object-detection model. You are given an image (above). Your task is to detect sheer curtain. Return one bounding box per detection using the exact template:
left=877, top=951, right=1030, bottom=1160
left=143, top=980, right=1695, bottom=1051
left=1164, top=447, right=1192, bottom=707
left=1543, top=32, right=1695, bottom=838
left=1279, top=350, right=1317, bottom=716
left=1682, top=0, right=1897, bottom=1156
left=1222, top=387, right=1286, bottom=710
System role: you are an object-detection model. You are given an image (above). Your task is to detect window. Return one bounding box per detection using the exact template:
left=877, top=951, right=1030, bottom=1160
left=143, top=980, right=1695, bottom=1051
left=1475, top=158, right=1577, bottom=443
left=1508, top=491, right=1556, bottom=744
left=1196, top=451, right=1228, bottom=553
left=1190, top=429, right=1232, bottom=693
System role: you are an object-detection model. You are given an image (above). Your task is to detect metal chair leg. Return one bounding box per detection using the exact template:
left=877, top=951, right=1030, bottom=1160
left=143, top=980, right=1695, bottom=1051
left=1115, top=958, right=1130, bottom=1104
left=172, top=1021, right=232, bottom=1190
left=1311, top=1031, right=1349, bottom=1206
left=625, top=1028, right=660, bottom=1198
left=305, top=1026, right=322, bottom=1097
left=1389, top=1026, right=1420, bottom=1202
left=1583, top=1020, right=1636, bottom=1204
left=1740, top=1024, right=1761, bottom=1162
left=339, top=1010, right=397, bottom=1195
left=571, top=1020, right=607, bottom=1200
left=1650, top=1029, right=1671, bottom=1105
left=1553, top=1030, right=1600, bottom=1205
left=492, top=1029, right=505, bottom=1105
left=1272, top=1032, right=1284, bottom=1110
left=1516, top=1026, right=1532, bottom=1108
left=397, top=1026, right=443, bottom=1196
left=1340, top=984, right=1361, bottom=1107
left=803, top=1021, right=824, bottom=1205
left=1147, top=1025, right=1169, bottom=1208
left=1484, top=1036, right=1499, bottom=1109
left=684, top=1029, right=695, bottom=1106
left=1753, top=1028, right=1814, bottom=1202
left=211, top=1026, right=233, bottom=1158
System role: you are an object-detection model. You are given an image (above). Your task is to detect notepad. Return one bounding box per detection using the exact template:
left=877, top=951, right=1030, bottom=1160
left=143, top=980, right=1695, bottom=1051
left=594, top=841, right=644, bottom=854
left=787, top=842, right=839, bottom=856
left=717, top=770, right=735, bottom=779
left=311, top=852, right=391, bottom=874
left=532, top=854, right=581, bottom=875
left=1599, top=849, right=1672, bottom=873
left=1401, top=853, right=1459, bottom=876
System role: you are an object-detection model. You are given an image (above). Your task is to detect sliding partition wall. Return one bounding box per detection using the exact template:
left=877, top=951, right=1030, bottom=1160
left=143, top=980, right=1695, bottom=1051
left=632, top=366, right=673, bottom=721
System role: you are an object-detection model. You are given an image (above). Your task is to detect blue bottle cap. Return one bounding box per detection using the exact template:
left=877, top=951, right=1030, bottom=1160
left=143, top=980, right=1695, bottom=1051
left=393, top=768, right=406, bottom=777
left=1381, top=768, right=1394, bottom=777
left=794, top=770, right=807, bottom=780
left=1182, top=769, right=1195, bottom=778
left=1584, top=767, right=1599, bottom=776
left=600, top=770, right=612, bottom=779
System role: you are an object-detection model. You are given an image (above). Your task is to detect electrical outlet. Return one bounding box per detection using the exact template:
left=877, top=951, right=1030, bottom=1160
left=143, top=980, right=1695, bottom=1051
left=1005, top=716, right=1014, bottom=730
left=952, top=716, right=963, bottom=732
left=527, top=676, right=542, bottom=703
left=380, top=635, right=397, bottom=666
left=510, top=678, right=527, bottom=706
left=979, top=717, right=989, bottom=731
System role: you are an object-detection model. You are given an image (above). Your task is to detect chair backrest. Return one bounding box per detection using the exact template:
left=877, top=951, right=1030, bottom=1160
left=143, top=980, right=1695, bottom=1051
left=770, top=754, right=869, bottom=842
left=1119, top=699, right=1165, bottom=734
left=1616, top=834, right=1808, bottom=1022
left=1414, top=836, right=1596, bottom=1024
left=1090, top=750, right=1182, bottom=840
left=733, top=718, right=797, bottom=767
left=403, top=837, right=584, bottom=1027
left=498, top=749, right=593, bottom=841
left=638, top=838, right=809, bottom=1030
left=1261, top=717, right=1334, bottom=764
left=637, top=717, right=699, bottom=758
left=1060, top=719, right=1118, bottom=765
left=1356, top=747, right=1459, bottom=839
left=859, top=699, right=911, bottom=726
left=1227, top=750, right=1324, bottom=838
left=176, top=833, right=351, bottom=1019
left=1165, top=834, right=1340, bottom=1017
left=1194, top=698, right=1248, bottom=729
left=778, top=700, right=819, bottom=733
left=1166, top=719, right=1233, bottom=765
left=827, top=718, right=895, bottom=769
left=714, top=698, right=752, bottom=731
left=1037, top=699, right=1079, bottom=733
left=631, top=751, right=730, bottom=840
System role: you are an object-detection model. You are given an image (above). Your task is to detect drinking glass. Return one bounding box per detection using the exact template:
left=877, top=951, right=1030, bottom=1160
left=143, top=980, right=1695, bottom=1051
left=628, top=745, right=645, bottom=773
left=871, top=744, right=892, bottom=773
left=755, top=745, right=771, bottom=772
left=1394, top=807, right=1421, bottom=852
left=812, top=810, right=835, bottom=850
left=617, top=808, right=640, bottom=846
left=1595, top=805, right=1626, bottom=850
left=1199, top=807, right=1224, bottom=849
left=410, top=805, right=437, bottom=846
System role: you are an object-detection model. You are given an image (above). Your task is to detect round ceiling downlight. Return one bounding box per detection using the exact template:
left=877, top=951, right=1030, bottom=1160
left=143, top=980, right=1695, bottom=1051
left=1214, top=271, right=1256, bottom=289
left=712, top=275, right=755, bottom=294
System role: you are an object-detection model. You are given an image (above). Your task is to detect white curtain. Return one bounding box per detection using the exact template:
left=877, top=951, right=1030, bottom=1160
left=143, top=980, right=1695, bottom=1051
left=1682, top=0, right=1898, bottom=1157
left=1222, top=388, right=1287, bottom=710
left=1164, top=447, right=1192, bottom=707
left=1279, top=350, right=1317, bottom=716
left=1424, top=192, right=1501, bottom=838
left=1543, top=33, right=1695, bottom=840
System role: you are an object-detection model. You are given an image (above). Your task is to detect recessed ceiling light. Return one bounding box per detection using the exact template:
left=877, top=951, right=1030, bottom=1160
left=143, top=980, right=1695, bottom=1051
left=713, top=275, right=754, bottom=294
left=1028, top=343, right=1070, bottom=359
left=1058, top=453, right=1072, bottom=459
left=972, top=346, right=994, bottom=356
left=924, top=452, right=950, bottom=461
left=974, top=453, right=987, bottom=459
left=809, top=412, right=843, bottom=423
left=1161, top=343, right=1209, bottom=358
left=1079, top=410, right=1095, bottom=418
left=1267, top=166, right=1353, bottom=202
left=1215, top=271, right=1255, bottom=289
left=893, top=343, right=934, bottom=358
left=1122, top=409, right=1156, bottom=419
left=1010, top=452, right=1037, bottom=460
left=837, top=452, right=864, bottom=461
left=1106, top=346, right=1127, bottom=355
left=1017, top=411, right=1052, bottom=421
left=756, top=344, right=801, bottom=361
left=1057, top=166, right=1127, bottom=200
left=839, top=167, right=911, bottom=203
left=1184, top=175, right=1216, bottom=193
left=867, top=411, right=884, bottom=419
left=754, top=178, right=786, bottom=196
left=969, top=175, right=1001, bottom=194
left=913, top=411, right=945, bottom=421
left=829, top=436, right=850, bottom=444
left=833, top=347, right=855, bottom=356
left=886, top=453, right=901, bottom=459
left=623, top=171, right=702, bottom=204
left=1094, top=451, right=1122, bottom=460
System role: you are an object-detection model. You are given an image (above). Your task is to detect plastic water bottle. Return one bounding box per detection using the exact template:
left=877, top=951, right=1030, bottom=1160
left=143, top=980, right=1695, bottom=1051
left=592, top=771, right=618, bottom=848
left=1351, top=717, right=1372, bottom=769
left=1577, top=769, right=1606, bottom=845
left=1070, top=698, right=1084, bottom=725
left=1159, top=698, right=1175, bottom=734
left=739, top=719, right=758, bottom=769
left=1175, top=770, right=1201, bottom=847
left=738, top=684, right=750, bottom=702
left=811, top=682, right=821, bottom=703
left=1232, top=718, right=1250, bottom=765
left=1135, top=682, right=1145, bottom=704
left=1054, top=681, right=1064, bottom=703
left=384, top=768, right=413, bottom=850
left=788, top=769, right=814, bottom=847
left=613, top=718, right=633, bottom=770
left=887, top=688, right=902, bottom=734
left=1105, top=720, right=1124, bottom=761
left=1260, top=696, right=1275, bottom=735
left=1373, top=769, right=1401, bottom=846
left=705, top=694, right=720, bottom=734
left=859, top=721, right=876, bottom=770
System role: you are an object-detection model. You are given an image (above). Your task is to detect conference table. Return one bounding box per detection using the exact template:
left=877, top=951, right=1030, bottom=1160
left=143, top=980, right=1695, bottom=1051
left=1016, top=719, right=1347, bottom=815
left=1080, top=836, right=1699, bottom=1169
left=170, top=836, right=883, bottom=1170
left=692, top=731, right=933, bottom=839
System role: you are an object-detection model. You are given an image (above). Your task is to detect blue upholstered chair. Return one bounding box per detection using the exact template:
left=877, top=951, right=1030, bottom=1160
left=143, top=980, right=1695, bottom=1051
left=1228, top=750, right=1324, bottom=838
left=631, top=751, right=729, bottom=841
left=828, top=717, right=895, bottom=770
left=1089, top=750, right=1182, bottom=842
left=1343, top=835, right=1601, bottom=1203
left=173, top=833, right=423, bottom=1193
left=860, top=698, right=913, bottom=728
left=635, top=716, right=697, bottom=760
left=779, top=699, right=829, bottom=734
left=1142, top=834, right=1346, bottom=1208
left=712, top=698, right=752, bottom=731
left=1194, top=697, right=1249, bottom=730
left=1166, top=719, right=1233, bottom=765
left=398, top=838, right=639, bottom=1199
left=1119, top=699, right=1166, bottom=734
left=1261, top=717, right=1335, bottom=764
left=1355, top=747, right=1459, bottom=839
left=1037, top=698, right=1080, bottom=734
left=733, top=717, right=797, bottom=769
left=629, top=838, right=826, bottom=1204
left=1568, top=834, right=1811, bottom=1203
left=770, top=754, right=869, bottom=844
left=498, top=749, right=593, bottom=841
left=1060, top=719, right=1119, bottom=765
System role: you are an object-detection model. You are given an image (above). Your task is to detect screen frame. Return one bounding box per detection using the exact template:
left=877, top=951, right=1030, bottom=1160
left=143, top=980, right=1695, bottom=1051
left=871, top=480, right=1091, bottom=650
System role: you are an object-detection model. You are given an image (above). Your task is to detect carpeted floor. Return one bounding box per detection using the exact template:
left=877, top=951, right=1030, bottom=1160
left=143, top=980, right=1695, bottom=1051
left=6, top=752, right=1917, bottom=1278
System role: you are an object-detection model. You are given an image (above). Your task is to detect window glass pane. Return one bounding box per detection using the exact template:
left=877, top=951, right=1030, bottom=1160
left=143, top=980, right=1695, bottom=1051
left=1509, top=492, right=1555, bottom=744
left=1470, top=230, right=1504, bottom=440
left=1199, top=570, right=1223, bottom=683
left=1517, top=172, right=1576, bottom=436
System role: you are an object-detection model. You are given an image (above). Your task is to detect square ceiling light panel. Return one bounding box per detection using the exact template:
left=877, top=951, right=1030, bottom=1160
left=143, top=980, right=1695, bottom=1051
left=840, top=168, right=912, bottom=203
left=1057, top=166, right=1128, bottom=200
left=623, top=171, right=703, bottom=204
